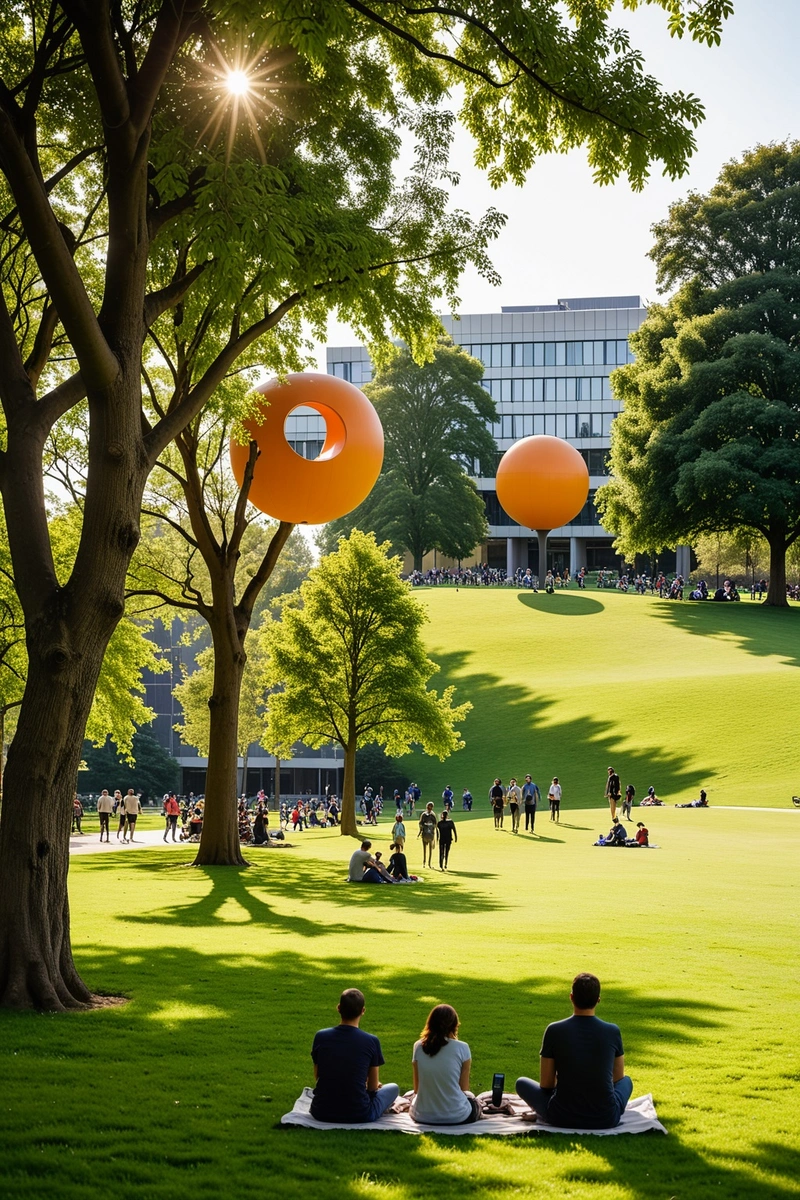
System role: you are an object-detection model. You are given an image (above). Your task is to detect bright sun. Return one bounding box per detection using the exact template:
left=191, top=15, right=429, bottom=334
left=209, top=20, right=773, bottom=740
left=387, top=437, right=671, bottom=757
left=226, top=69, right=250, bottom=96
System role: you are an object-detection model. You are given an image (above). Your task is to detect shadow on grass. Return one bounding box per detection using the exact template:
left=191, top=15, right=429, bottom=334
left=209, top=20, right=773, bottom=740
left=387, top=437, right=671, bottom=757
left=75, top=850, right=506, bottom=937
left=0, top=947, right=793, bottom=1200
left=517, top=592, right=604, bottom=616
left=652, top=597, right=800, bottom=668
left=417, top=648, right=709, bottom=805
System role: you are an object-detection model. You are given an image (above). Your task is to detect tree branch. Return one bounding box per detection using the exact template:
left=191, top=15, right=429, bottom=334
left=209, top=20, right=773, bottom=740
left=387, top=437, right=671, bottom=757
left=144, top=260, right=209, bottom=328
left=129, top=0, right=202, bottom=136
left=239, top=521, right=294, bottom=622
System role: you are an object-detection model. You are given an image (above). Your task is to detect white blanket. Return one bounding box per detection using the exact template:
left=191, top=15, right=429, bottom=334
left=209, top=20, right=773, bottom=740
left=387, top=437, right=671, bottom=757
left=281, top=1088, right=667, bottom=1136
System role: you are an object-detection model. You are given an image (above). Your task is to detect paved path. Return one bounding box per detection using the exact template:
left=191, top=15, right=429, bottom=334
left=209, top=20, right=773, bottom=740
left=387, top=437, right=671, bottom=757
left=69, top=829, right=187, bottom=856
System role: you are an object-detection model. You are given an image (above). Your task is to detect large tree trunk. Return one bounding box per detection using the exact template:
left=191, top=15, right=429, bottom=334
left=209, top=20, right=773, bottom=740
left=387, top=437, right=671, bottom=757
left=339, top=740, right=359, bottom=837
left=765, top=529, right=789, bottom=607
left=194, top=607, right=248, bottom=867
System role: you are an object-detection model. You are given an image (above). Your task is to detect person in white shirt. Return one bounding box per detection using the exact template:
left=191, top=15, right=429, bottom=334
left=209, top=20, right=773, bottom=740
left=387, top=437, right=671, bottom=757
left=96, top=789, right=114, bottom=842
left=122, top=789, right=142, bottom=842
left=506, top=778, right=523, bottom=834
left=548, top=777, right=562, bottom=823
left=411, top=1004, right=480, bottom=1125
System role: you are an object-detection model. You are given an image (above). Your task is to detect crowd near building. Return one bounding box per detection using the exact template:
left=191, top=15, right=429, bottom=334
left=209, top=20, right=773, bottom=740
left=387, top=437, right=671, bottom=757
left=323, top=296, right=691, bottom=580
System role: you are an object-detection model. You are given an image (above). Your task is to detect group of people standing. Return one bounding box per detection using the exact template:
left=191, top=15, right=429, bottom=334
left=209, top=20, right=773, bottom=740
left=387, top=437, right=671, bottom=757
left=488, top=776, right=561, bottom=830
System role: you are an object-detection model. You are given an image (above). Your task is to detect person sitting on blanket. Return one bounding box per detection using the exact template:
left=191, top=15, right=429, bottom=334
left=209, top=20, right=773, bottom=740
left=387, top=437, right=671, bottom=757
left=675, top=789, right=708, bottom=808
left=516, top=972, right=633, bottom=1129
left=348, top=840, right=396, bottom=884
left=634, top=822, right=649, bottom=846
left=595, top=818, right=627, bottom=846
left=410, top=1003, right=481, bottom=1125
left=309, top=988, right=400, bottom=1124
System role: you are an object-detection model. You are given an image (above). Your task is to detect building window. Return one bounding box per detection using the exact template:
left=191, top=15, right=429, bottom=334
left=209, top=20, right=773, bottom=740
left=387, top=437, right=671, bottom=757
left=462, top=340, right=635, bottom=367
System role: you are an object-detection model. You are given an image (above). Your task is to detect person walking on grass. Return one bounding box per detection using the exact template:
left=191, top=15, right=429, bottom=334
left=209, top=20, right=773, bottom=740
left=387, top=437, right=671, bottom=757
left=310, top=988, right=400, bottom=1124
left=516, top=972, right=633, bottom=1129
left=418, top=803, right=437, bottom=868
left=96, top=789, right=114, bottom=842
left=122, top=788, right=142, bottom=842
left=507, top=777, right=522, bottom=834
left=490, top=779, right=506, bottom=829
left=548, top=778, right=562, bottom=822
left=437, top=810, right=457, bottom=871
left=522, top=775, right=540, bottom=833
left=622, top=783, right=635, bottom=821
left=392, top=813, right=406, bottom=850
left=605, top=767, right=621, bottom=821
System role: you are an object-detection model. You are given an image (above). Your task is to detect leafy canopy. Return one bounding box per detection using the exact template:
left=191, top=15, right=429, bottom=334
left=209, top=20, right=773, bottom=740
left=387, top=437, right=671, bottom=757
left=321, top=336, right=496, bottom=566
left=263, top=529, right=471, bottom=758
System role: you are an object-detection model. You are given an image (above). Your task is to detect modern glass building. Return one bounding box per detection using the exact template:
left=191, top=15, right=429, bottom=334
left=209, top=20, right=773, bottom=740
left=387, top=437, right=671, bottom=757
left=325, top=296, right=691, bottom=579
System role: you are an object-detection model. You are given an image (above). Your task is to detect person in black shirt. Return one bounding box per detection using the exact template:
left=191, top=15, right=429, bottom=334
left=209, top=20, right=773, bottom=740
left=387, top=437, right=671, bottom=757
left=516, top=973, right=633, bottom=1129
left=310, top=989, right=399, bottom=1123
left=605, top=767, right=621, bottom=820
left=490, top=779, right=505, bottom=829
left=387, top=843, right=409, bottom=880
left=436, top=812, right=457, bottom=870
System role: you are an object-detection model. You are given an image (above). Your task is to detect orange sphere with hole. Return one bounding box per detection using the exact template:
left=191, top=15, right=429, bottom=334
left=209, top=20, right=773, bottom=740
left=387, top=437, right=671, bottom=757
left=229, top=373, right=384, bottom=524
left=495, top=435, right=589, bottom=530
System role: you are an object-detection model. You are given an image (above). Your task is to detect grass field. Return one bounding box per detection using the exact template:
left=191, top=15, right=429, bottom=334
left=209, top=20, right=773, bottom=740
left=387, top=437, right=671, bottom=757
left=2, top=808, right=799, bottom=1200
left=2, top=589, right=800, bottom=1200
left=399, top=588, right=800, bottom=808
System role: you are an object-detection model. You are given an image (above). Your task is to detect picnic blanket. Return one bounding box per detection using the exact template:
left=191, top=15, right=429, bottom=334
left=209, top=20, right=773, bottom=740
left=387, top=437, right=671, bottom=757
left=281, top=1088, right=667, bottom=1136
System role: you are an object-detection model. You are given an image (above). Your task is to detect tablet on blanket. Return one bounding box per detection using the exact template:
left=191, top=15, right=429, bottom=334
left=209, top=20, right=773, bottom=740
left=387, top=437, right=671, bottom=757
left=281, top=1088, right=667, bottom=1136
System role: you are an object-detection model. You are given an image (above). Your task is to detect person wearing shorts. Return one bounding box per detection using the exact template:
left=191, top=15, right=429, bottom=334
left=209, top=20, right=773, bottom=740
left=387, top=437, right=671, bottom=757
left=122, top=789, right=142, bottom=842
left=114, top=790, right=127, bottom=841
left=548, top=778, right=562, bottom=822
left=605, top=768, right=621, bottom=821
left=96, top=789, right=114, bottom=843
left=418, top=803, right=437, bottom=867
left=163, top=793, right=180, bottom=842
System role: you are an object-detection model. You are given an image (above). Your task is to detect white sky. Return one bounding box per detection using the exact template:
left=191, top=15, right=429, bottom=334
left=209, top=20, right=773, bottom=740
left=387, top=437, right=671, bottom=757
left=313, top=0, right=800, bottom=364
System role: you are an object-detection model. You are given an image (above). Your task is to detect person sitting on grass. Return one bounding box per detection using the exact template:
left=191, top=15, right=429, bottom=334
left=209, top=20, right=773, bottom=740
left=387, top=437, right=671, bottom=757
left=633, top=822, right=649, bottom=846
left=310, top=988, right=400, bottom=1124
left=640, top=786, right=664, bottom=806
left=676, top=789, right=708, bottom=808
left=347, top=840, right=396, bottom=884
left=410, top=1003, right=481, bottom=1125
left=595, top=817, right=627, bottom=846
left=387, top=842, right=410, bottom=880
left=516, top=972, right=633, bottom=1129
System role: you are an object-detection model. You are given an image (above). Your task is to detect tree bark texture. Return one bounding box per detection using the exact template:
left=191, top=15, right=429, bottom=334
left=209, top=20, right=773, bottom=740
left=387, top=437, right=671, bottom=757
left=339, top=741, right=359, bottom=837
left=0, top=364, right=148, bottom=1008
left=765, top=530, right=789, bottom=607
left=193, top=605, right=248, bottom=867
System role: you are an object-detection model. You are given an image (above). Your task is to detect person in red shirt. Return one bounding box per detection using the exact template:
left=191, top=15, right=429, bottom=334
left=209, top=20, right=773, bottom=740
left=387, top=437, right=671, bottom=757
left=163, top=794, right=180, bottom=842
left=634, top=822, right=649, bottom=846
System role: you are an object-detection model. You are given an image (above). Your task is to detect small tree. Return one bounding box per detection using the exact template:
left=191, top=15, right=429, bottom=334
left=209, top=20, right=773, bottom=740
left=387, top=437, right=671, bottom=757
left=80, top=730, right=180, bottom=803
left=263, top=530, right=471, bottom=836
left=320, top=337, right=496, bottom=569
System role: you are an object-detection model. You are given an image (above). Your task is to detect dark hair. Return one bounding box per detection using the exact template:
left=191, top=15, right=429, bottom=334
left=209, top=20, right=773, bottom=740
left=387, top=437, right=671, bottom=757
left=419, top=1004, right=459, bottom=1056
left=361, top=840, right=372, bottom=850
left=571, top=973, right=601, bottom=1009
left=339, top=988, right=365, bottom=1020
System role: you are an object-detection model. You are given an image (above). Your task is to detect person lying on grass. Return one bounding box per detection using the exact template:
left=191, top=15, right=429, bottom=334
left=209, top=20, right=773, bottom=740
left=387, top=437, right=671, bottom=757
left=347, top=840, right=396, bottom=884
left=410, top=1004, right=481, bottom=1125
left=675, top=789, right=708, bottom=808
left=516, top=973, right=633, bottom=1129
left=310, top=989, right=399, bottom=1124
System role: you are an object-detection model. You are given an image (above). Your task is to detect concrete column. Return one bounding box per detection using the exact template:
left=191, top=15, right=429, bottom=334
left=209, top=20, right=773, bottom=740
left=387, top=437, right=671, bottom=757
left=506, top=537, right=515, bottom=577
left=570, top=536, right=587, bottom=577
left=675, top=544, right=691, bottom=579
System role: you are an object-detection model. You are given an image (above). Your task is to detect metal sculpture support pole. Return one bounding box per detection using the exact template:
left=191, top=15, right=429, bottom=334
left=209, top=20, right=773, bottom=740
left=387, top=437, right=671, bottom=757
left=537, top=529, right=549, bottom=589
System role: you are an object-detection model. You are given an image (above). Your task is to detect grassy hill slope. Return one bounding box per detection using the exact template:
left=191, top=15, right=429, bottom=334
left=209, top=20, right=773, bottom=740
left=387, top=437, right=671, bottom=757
left=399, top=588, right=800, bottom=809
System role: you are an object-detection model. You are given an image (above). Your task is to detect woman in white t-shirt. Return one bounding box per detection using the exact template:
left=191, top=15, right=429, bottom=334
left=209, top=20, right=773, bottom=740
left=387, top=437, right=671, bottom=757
left=410, top=1004, right=480, bottom=1125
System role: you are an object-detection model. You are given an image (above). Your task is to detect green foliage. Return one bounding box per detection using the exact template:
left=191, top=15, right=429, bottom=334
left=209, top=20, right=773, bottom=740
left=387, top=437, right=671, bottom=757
left=173, top=632, right=269, bottom=759
left=355, top=743, right=411, bottom=800
left=321, top=337, right=495, bottom=567
left=596, top=144, right=800, bottom=602
left=264, top=529, right=471, bottom=758
left=79, top=731, right=180, bottom=803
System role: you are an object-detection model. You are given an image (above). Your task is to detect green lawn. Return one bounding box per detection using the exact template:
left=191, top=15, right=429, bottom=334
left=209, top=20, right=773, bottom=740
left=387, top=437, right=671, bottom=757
left=399, top=588, right=800, bottom=808
left=2, top=806, right=800, bottom=1200
left=2, top=588, right=800, bottom=1200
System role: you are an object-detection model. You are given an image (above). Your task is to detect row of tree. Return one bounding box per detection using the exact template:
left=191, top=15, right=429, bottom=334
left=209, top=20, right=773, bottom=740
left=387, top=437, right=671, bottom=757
left=0, top=0, right=733, bottom=1008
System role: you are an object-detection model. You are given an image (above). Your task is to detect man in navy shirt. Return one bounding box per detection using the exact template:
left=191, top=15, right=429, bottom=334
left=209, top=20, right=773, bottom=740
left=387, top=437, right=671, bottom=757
left=310, top=989, right=400, bottom=1123
left=516, top=973, right=633, bottom=1128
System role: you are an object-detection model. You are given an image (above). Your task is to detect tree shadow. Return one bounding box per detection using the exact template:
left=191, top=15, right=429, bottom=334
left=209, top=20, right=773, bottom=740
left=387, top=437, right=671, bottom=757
left=412, top=648, right=709, bottom=806
left=517, top=592, right=604, bottom=616
left=1, top=947, right=794, bottom=1200
left=85, top=850, right=507, bottom=938
left=651, top=599, right=800, bottom=668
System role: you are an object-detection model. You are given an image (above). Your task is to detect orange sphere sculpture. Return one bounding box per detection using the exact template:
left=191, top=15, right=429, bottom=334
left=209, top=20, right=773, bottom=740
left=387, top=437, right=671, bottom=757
left=230, top=372, right=384, bottom=525
left=495, top=435, right=589, bottom=530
